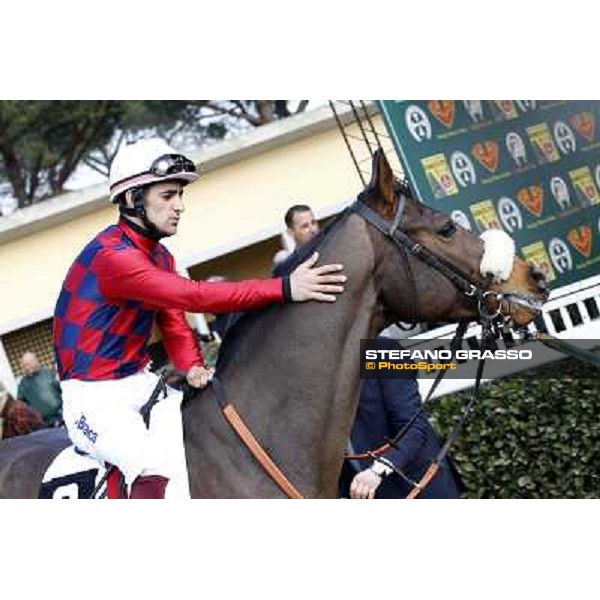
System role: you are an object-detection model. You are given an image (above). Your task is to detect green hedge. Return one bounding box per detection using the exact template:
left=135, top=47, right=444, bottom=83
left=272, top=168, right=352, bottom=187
left=429, top=357, right=600, bottom=498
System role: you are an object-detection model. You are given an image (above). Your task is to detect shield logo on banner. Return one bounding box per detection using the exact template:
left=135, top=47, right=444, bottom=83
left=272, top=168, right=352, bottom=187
left=517, top=186, right=544, bottom=217
left=472, top=141, right=499, bottom=173
left=427, top=101, right=455, bottom=128
left=570, top=112, right=595, bottom=142
left=567, top=225, right=593, bottom=257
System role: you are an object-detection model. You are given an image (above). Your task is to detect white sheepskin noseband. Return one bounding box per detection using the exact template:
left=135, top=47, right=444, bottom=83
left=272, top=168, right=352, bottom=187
left=479, top=229, right=515, bottom=283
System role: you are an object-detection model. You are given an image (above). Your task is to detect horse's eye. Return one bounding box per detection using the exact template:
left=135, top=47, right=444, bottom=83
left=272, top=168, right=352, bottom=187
left=437, top=221, right=456, bottom=239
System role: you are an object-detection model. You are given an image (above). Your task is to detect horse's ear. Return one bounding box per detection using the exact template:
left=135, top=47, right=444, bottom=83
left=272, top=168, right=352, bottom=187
left=362, top=149, right=397, bottom=219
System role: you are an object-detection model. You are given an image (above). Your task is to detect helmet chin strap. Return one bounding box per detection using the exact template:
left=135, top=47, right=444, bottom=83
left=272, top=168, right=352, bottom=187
left=119, top=186, right=166, bottom=241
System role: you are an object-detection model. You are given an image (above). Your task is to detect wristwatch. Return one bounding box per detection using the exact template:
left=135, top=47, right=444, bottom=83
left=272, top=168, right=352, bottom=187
left=370, top=458, right=394, bottom=477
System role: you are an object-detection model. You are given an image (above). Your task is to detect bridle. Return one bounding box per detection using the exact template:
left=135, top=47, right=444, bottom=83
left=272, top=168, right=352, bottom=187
left=352, top=187, right=548, bottom=325
left=351, top=194, right=508, bottom=324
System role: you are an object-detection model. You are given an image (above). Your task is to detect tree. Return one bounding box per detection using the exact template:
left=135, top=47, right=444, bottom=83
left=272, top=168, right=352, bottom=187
left=0, top=100, right=309, bottom=207
left=83, top=100, right=309, bottom=177
left=0, top=101, right=122, bottom=207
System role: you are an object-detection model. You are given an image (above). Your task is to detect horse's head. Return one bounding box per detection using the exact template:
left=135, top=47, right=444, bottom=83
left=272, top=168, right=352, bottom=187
left=359, top=150, right=549, bottom=328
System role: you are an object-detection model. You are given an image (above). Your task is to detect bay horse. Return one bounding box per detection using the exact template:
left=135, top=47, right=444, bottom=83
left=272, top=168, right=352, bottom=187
left=0, top=150, right=547, bottom=498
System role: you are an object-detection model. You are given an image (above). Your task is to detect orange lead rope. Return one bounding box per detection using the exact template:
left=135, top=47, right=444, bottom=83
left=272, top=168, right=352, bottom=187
left=222, top=404, right=304, bottom=499
left=210, top=377, right=304, bottom=499
left=406, top=462, right=440, bottom=499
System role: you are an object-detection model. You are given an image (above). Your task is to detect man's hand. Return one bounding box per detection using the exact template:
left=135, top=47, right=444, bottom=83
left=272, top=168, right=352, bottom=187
left=289, top=252, right=346, bottom=302
left=186, top=365, right=214, bottom=389
left=350, top=469, right=383, bottom=499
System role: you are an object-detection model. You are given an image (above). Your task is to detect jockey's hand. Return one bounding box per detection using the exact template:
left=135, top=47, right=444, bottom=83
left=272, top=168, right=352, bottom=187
left=186, top=365, right=214, bottom=389
left=349, top=469, right=383, bottom=499
left=289, top=252, right=346, bottom=302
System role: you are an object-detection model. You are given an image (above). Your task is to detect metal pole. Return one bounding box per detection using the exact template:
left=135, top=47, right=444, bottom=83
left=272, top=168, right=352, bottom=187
left=329, top=101, right=367, bottom=186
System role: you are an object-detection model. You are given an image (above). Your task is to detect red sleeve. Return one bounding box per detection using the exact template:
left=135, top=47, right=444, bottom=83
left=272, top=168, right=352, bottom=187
left=95, top=246, right=285, bottom=313
left=156, top=308, right=205, bottom=372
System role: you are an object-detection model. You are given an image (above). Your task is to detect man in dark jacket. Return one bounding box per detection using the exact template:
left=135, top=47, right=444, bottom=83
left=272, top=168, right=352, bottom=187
left=17, top=352, right=63, bottom=427
left=340, top=337, right=463, bottom=499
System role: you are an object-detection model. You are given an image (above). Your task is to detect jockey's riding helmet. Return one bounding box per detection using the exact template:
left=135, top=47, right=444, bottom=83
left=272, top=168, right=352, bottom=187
left=109, top=138, right=199, bottom=203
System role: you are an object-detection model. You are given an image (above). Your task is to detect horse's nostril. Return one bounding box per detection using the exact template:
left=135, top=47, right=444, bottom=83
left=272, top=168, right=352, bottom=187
left=528, top=265, right=549, bottom=300
left=537, top=280, right=550, bottom=299
left=530, top=266, right=546, bottom=283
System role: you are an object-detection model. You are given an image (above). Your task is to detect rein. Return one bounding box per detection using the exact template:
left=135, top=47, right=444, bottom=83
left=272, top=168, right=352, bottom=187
left=533, top=332, right=600, bottom=367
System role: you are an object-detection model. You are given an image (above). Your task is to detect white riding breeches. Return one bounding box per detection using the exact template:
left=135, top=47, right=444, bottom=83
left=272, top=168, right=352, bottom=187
left=61, top=370, right=185, bottom=486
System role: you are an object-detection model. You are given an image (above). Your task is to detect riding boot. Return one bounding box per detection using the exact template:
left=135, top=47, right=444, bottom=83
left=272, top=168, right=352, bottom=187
left=129, top=475, right=169, bottom=499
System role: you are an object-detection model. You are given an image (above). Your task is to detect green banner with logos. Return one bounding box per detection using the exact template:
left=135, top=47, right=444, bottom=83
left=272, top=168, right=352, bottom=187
left=378, top=100, right=600, bottom=289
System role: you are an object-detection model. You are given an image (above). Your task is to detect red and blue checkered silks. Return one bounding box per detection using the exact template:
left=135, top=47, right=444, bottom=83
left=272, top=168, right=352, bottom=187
left=53, top=219, right=284, bottom=381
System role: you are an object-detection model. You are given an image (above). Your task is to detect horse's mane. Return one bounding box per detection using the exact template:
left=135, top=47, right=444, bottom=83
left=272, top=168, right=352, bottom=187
left=215, top=177, right=415, bottom=373
left=215, top=208, right=351, bottom=373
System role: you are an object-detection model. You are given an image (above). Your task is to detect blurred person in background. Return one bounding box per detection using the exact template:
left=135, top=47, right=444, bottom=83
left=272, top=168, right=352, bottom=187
left=272, top=204, right=320, bottom=268
left=17, top=351, right=63, bottom=428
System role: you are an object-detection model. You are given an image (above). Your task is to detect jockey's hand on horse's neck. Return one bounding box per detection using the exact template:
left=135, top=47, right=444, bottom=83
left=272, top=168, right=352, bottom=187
left=289, top=252, right=346, bottom=303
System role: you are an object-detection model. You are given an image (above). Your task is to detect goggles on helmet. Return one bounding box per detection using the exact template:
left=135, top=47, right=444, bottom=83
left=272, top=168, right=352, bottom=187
left=149, top=154, right=196, bottom=178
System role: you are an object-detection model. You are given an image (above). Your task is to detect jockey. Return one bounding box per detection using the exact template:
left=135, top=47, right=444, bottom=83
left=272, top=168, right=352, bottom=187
left=53, top=137, right=346, bottom=499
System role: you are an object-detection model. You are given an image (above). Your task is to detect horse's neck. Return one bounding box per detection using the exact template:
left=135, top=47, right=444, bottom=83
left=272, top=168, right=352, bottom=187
left=217, top=215, right=382, bottom=497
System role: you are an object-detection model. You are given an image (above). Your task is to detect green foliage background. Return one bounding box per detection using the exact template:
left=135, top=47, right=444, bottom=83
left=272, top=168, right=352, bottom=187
left=429, top=358, right=600, bottom=498
left=0, top=100, right=304, bottom=207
